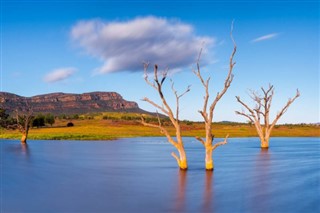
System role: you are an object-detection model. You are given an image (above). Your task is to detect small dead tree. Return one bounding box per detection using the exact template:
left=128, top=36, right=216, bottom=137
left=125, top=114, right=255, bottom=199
left=193, top=23, right=237, bottom=170
left=141, top=63, right=190, bottom=170
left=9, top=102, right=34, bottom=144
left=235, top=84, right=300, bottom=148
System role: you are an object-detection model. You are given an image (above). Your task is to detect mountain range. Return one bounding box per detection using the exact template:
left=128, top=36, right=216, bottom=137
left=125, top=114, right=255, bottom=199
left=0, top=91, right=147, bottom=115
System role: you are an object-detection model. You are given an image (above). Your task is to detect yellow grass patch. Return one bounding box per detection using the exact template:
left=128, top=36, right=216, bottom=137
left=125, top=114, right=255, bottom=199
left=1, top=113, right=319, bottom=140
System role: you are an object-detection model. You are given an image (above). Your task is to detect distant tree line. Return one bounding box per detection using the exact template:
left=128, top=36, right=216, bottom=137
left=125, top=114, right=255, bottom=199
left=0, top=109, right=56, bottom=129
left=0, top=108, right=15, bottom=128
left=32, top=113, right=55, bottom=128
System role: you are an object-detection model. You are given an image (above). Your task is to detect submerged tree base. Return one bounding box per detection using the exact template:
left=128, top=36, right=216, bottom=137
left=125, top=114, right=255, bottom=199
left=261, top=142, right=269, bottom=149
left=178, top=159, right=188, bottom=170
left=205, top=161, right=214, bottom=171
left=21, top=135, right=27, bottom=144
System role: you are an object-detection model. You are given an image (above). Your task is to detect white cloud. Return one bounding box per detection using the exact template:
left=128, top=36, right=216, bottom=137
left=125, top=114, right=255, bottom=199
left=44, top=67, right=77, bottom=83
left=251, top=33, right=279, bottom=43
left=71, top=16, right=214, bottom=74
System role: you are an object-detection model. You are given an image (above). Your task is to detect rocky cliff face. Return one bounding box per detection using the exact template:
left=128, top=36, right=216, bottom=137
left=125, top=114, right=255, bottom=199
left=0, top=92, right=143, bottom=115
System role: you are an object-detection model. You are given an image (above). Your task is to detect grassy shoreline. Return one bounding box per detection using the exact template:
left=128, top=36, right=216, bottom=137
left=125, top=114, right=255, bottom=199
left=1, top=117, right=319, bottom=141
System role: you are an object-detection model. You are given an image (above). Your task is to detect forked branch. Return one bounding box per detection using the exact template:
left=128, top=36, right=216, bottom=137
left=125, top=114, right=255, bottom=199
left=171, top=152, right=181, bottom=166
left=171, top=80, right=191, bottom=121
left=211, top=134, right=229, bottom=151
left=209, top=20, right=236, bottom=117
left=195, top=136, right=206, bottom=146
left=270, top=89, right=300, bottom=129
left=141, top=115, right=177, bottom=148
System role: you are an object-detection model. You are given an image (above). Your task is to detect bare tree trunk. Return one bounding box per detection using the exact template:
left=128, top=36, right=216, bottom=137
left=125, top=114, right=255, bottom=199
left=21, top=133, right=27, bottom=144
left=260, top=137, right=269, bottom=149
left=176, top=146, right=188, bottom=170
left=205, top=147, right=214, bottom=170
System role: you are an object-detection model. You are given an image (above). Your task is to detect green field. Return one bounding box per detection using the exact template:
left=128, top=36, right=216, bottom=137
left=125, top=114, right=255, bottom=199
left=1, top=112, right=319, bottom=141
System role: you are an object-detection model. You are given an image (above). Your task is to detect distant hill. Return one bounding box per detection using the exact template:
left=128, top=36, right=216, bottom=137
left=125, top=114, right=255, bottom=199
left=0, top=91, right=148, bottom=115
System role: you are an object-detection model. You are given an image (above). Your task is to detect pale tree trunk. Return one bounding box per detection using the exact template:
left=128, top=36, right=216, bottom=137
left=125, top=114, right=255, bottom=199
left=21, top=125, right=29, bottom=144
left=205, top=147, right=214, bottom=170
left=203, top=136, right=228, bottom=170
left=260, top=137, right=269, bottom=149
left=21, top=133, right=27, bottom=144
left=174, top=146, right=188, bottom=170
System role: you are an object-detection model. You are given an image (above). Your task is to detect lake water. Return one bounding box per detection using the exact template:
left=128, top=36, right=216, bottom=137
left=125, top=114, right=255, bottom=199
left=1, top=137, right=319, bottom=213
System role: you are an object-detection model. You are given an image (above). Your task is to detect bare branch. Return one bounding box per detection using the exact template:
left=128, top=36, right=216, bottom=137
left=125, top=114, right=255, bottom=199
left=270, top=89, right=300, bottom=130
left=266, top=88, right=274, bottom=112
left=143, top=62, right=157, bottom=90
left=156, top=112, right=162, bottom=126
left=248, top=90, right=263, bottom=122
left=142, top=97, right=169, bottom=115
left=160, top=67, right=168, bottom=86
left=195, top=136, right=206, bottom=146
left=235, top=96, right=255, bottom=116
left=170, top=80, right=179, bottom=121
left=211, top=134, right=229, bottom=151
left=193, top=47, right=210, bottom=119
left=209, top=25, right=237, bottom=117
left=178, top=85, right=191, bottom=99
left=140, top=116, right=178, bottom=148
left=235, top=110, right=254, bottom=122
left=171, top=152, right=181, bottom=166
left=170, top=80, right=191, bottom=122
left=198, top=110, right=209, bottom=123
left=261, top=84, right=274, bottom=97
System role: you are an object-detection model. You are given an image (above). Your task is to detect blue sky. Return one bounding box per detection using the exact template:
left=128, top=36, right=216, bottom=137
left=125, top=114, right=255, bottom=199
left=1, top=0, right=319, bottom=123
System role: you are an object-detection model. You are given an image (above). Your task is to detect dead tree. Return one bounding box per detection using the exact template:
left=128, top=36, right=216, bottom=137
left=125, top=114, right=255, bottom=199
left=193, top=23, right=236, bottom=170
left=235, top=85, right=300, bottom=148
left=141, top=63, right=190, bottom=170
left=9, top=102, right=34, bottom=144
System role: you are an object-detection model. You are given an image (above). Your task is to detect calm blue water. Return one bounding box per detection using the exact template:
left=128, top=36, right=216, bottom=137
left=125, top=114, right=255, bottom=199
left=1, top=137, right=319, bottom=213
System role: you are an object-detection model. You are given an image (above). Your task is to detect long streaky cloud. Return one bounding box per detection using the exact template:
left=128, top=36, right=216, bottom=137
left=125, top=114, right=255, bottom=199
left=70, top=16, right=214, bottom=74
left=251, top=33, right=279, bottom=43
left=44, top=67, right=77, bottom=83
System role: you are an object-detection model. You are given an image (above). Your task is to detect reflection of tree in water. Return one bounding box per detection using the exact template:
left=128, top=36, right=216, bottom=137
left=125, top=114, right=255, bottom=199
left=6, top=143, right=31, bottom=160
left=251, top=149, right=271, bottom=213
left=203, top=170, right=214, bottom=213
left=21, top=143, right=30, bottom=158
left=174, top=170, right=216, bottom=213
left=174, top=170, right=187, bottom=213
